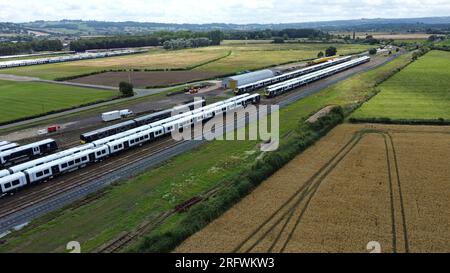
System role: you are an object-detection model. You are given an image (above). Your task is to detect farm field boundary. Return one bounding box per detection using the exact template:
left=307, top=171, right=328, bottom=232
left=351, top=50, right=450, bottom=122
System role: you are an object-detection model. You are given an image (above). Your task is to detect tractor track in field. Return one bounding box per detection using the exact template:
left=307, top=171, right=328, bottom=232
left=233, top=131, right=364, bottom=253
left=384, top=132, right=410, bottom=252
left=232, top=129, right=414, bottom=253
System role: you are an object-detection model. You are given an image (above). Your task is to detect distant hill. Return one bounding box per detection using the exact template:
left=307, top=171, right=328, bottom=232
left=2, top=17, right=450, bottom=36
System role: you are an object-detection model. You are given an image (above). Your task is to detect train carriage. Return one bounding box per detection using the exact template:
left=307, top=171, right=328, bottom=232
left=80, top=120, right=137, bottom=143
left=0, top=173, right=27, bottom=194
left=0, top=139, right=58, bottom=167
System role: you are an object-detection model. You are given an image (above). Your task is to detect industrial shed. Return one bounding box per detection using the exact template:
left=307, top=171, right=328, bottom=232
left=222, top=69, right=276, bottom=90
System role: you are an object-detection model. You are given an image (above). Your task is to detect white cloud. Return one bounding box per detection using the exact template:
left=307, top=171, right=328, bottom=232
left=0, top=0, right=448, bottom=23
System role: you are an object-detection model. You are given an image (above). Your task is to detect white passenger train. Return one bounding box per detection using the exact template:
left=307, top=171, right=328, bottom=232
left=265, top=56, right=371, bottom=97
left=0, top=93, right=260, bottom=195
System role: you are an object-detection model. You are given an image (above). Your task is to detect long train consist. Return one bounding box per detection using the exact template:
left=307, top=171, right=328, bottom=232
left=80, top=99, right=206, bottom=143
left=0, top=94, right=260, bottom=195
left=0, top=139, right=58, bottom=168
left=265, top=56, right=371, bottom=98
left=234, top=56, right=352, bottom=95
left=0, top=49, right=146, bottom=69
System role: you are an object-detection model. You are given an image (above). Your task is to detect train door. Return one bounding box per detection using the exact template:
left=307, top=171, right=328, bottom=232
left=32, top=146, right=41, bottom=156
left=51, top=165, right=60, bottom=176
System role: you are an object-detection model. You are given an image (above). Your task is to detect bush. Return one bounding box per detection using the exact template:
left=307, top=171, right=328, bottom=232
left=132, top=106, right=346, bottom=253
left=325, top=46, right=337, bottom=56
left=119, top=81, right=134, bottom=97
left=369, top=48, right=377, bottom=55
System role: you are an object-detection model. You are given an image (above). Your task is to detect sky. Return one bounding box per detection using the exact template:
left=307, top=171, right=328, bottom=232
left=1, top=0, right=449, bottom=24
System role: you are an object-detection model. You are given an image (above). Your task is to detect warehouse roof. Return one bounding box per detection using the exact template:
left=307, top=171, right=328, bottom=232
left=225, top=69, right=276, bottom=87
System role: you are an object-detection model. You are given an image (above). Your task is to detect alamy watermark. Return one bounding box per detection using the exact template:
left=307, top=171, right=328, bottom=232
left=169, top=101, right=280, bottom=152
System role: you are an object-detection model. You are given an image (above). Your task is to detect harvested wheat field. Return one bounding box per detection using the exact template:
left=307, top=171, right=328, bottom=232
left=176, top=124, right=450, bottom=253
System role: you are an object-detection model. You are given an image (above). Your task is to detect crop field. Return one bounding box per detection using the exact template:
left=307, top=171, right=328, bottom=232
left=352, top=50, right=450, bottom=121
left=0, top=48, right=229, bottom=80
left=0, top=52, right=410, bottom=253
left=176, top=124, right=450, bottom=253
left=0, top=43, right=371, bottom=82
left=0, top=80, right=117, bottom=123
left=69, top=70, right=221, bottom=88
left=194, top=43, right=372, bottom=74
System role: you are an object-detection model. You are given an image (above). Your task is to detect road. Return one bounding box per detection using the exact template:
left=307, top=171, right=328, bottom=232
left=0, top=52, right=405, bottom=235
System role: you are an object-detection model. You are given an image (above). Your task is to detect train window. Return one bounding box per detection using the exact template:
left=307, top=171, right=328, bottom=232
left=37, top=171, right=43, bottom=177
left=62, top=163, right=68, bottom=168
left=4, top=182, right=11, bottom=189
left=97, top=151, right=101, bottom=156
left=102, top=150, right=107, bottom=154
left=75, top=158, right=81, bottom=164
left=130, top=139, right=134, bottom=144
left=68, top=161, right=74, bottom=166
left=44, top=169, right=50, bottom=175
left=82, top=156, right=87, bottom=161
left=12, top=180, right=20, bottom=186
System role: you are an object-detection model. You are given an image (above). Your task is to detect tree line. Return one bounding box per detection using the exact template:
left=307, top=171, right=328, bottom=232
left=70, top=30, right=223, bottom=52
left=0, top=39, right=63, bottom=56
left=163, top=38, right=211, bottom=50
left=69, top=28, right=328, bottom=52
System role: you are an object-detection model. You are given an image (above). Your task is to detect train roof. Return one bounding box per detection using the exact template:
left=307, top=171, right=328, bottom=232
left=81, top=120, right=136, bottom=137
left=0, top=169, right=10, bottom=178
left=238, top=56, right=352, bottom=90
left=133, top=109, right=173, bottom=122
left=8, top=143, right=95, bottom=173
left=0, top=143, right=19, bottom=152
left=0, top=141, right=10, bottom=147
left=0, top=172, right=24, bottom=184
left=25, top=150, right=93, bottom=174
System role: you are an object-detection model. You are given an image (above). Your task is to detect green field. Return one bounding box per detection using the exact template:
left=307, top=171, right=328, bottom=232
left=352, top=50, right=450, bottom=121
left=0, top=43, right=372, bottom=80
left=0, top=53, right=412, bottom=253
left=0, top=80, right=118, bottom=123
left=436, top=39, right=450, bottom=46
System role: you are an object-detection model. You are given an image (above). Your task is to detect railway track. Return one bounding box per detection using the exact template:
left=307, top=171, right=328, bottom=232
left=97, top=184, right=226, bottom=253
left=0, top=137, right=178, bottom=219
left=0, top=112, right=247, bottom=220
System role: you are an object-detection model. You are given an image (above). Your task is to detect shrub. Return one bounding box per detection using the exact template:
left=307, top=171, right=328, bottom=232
left=119, top=81, right=134, bottom=97
left=131, top=106, right=345, bottom=253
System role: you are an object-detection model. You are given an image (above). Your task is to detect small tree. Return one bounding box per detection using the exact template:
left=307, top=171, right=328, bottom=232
left=325, top=46, right=337, bottom=57
left=119, top=81, right=134, bottom=97
left=369, top=48, right=377, bottom=55
left=317, top=51, right=324, bottom=58
left=272, top=37, right=285, bottom=44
